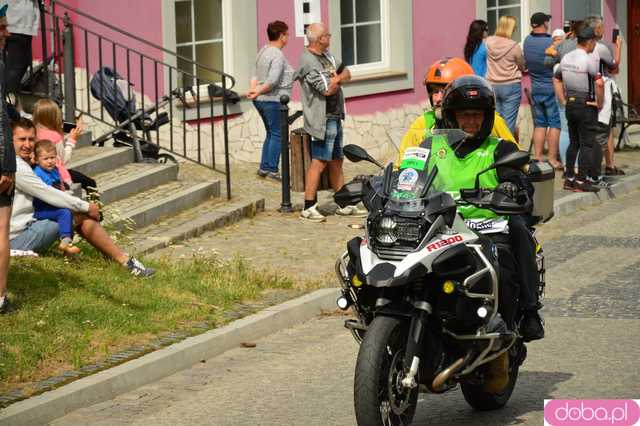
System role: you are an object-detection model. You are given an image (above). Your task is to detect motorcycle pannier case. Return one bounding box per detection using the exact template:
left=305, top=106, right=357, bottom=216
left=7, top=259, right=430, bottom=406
left=528, top=161, right=555, bottom=222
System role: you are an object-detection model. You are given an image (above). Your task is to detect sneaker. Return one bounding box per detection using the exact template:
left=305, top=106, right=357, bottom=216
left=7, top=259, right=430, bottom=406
left=563, top=178, right=575, bottom=191
left=520, top=310, right=545, bottom=342
left=257, top=169, right=269, bottom=178
left=300, top=203, right=326, bottom=223
left=265, top=172, right=282, bottom=182
left=590, top=177, right=612, bottom=189
left=0, top=297, right=13, bottom=315
left=572, top=179, right=600, bottom=193
left=335, top=205, right=368, bottom=218
left=126, top=257, right=156, bottom=277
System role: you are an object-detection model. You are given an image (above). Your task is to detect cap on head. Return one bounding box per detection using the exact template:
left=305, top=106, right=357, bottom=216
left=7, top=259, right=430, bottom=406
left=577, top=26, right=597, bottom=41
left=530, top=12, right=552, bottom=28
left=552, top=28, right=565, bottom=38
left=0, top=4, right=7, bottom=18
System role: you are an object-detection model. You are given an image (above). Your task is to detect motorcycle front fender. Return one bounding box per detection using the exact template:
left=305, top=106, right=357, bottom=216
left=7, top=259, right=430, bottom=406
left=366, top=261, right=427, bottom=288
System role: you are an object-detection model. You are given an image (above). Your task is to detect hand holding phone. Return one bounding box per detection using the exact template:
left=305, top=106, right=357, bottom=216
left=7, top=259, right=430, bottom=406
left=612, top=28, right=620, bottom=43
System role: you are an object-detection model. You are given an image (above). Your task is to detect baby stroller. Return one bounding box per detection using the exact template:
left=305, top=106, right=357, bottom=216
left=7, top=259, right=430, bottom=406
left=90, top=67, right=176, bottom=163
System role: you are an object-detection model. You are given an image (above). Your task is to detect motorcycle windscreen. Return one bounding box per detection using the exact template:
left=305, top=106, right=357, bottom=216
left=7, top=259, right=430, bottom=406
left=387, top=129, right=467, bottom=213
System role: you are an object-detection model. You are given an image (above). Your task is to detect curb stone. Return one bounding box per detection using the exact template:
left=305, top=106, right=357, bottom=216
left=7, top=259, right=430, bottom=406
left=2, top=171, right=640, bottom=425
left=0, top=288, right=340, bottom=426
left=553, top=174, right=640, bottom=217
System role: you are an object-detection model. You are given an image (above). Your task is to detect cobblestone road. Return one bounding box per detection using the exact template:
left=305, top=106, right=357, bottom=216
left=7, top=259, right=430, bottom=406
left=52, top=190, right=640, bottom=425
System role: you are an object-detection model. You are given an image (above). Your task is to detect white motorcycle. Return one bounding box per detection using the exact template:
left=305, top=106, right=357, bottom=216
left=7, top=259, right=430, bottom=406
left=334, top=130, right=551, bottom=425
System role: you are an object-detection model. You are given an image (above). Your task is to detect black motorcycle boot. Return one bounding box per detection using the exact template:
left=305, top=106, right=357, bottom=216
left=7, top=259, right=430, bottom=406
left=520, top=309, right=544, bottom=342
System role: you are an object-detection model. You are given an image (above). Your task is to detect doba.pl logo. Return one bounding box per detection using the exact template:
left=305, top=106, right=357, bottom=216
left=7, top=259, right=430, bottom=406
left=544, top=400, right=640, bottom=425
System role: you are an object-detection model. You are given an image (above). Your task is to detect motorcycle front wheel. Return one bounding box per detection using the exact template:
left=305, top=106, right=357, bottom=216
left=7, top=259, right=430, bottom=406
left=354, top=316, right=418, bottom=426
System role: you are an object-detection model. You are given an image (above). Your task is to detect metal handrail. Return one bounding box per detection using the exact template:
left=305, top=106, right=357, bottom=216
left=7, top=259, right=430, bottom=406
left=49, top=0, right=235, bottom=87
left=39, top=1, right=234, bottom=199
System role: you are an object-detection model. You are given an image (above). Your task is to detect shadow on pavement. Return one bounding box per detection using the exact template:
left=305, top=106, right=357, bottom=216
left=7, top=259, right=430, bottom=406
left=412, top=370, right=573, bottom=425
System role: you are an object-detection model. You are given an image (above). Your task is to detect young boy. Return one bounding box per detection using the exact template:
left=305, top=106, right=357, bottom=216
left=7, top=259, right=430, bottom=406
left=32, top=139, right=81, bottom=256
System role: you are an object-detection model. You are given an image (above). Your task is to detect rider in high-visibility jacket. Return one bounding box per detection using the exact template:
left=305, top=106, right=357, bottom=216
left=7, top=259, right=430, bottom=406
left=396, top=57, right=516, bottom=166
left=425, top=75, right=544, bottom=391
left=431, top=75, right=544, bottom=339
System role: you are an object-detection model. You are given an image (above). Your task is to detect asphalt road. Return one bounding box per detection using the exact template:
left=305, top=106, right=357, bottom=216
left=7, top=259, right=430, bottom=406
left=52, top=190, right=640, bottom=426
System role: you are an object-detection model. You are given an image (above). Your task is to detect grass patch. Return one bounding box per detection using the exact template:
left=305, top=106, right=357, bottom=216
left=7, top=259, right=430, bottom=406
left=0, top=251, right=294, bottom=394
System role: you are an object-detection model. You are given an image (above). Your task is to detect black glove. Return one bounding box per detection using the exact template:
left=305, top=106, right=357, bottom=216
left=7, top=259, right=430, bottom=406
left=495, top=182, right=520, bottom=199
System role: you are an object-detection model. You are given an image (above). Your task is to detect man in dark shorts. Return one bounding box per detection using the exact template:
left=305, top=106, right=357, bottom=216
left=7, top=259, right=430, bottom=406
left=0, top=3, right=17, bottom=314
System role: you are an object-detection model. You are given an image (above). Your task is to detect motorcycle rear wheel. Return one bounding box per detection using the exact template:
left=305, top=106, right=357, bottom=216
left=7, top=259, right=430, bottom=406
left=460, top=346, right=521, bottom=411
left=354, top=316, right=418, bottom=426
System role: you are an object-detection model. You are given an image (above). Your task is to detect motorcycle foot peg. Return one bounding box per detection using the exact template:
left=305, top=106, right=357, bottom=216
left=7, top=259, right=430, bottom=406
left=401, top=356, right=420, bottom=389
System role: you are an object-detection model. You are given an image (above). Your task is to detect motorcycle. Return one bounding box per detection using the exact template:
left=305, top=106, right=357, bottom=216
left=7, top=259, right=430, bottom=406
left=334, top=129, right=550, bottom=425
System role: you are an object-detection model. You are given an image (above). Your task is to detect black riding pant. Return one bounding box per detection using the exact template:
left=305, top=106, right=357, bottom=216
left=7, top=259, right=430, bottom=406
left=5, top=34, right=33, bottom=94
left=565, top=100, right=599, bottom=179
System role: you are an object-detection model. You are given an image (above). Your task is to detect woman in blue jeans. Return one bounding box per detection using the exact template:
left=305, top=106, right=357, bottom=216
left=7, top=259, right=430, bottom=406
left=485, top=15, right=525, bottom=135
left=248, top=21, right=294, bottom=181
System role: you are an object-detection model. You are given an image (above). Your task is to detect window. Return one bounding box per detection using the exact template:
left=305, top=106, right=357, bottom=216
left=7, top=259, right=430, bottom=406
left=487, top=0, right=522, bottom=42
left=175, top=0, right=224, bottom=86
left=162, top=0, right=257, bottom=118
left=563, top=0, right=602, bottom=21
left=340, top=0, right=384, bottom=67
left=328, top=0, right=411, bottom=98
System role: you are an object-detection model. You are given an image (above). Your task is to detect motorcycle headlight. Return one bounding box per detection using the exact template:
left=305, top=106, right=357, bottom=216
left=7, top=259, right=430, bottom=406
left=375, top=216, right=397, bottom=244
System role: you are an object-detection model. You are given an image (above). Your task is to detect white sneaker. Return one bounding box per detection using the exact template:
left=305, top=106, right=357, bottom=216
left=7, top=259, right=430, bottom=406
left=335, top=205, right=368, bottom=218
left=300, top=204, right=326, bottom=222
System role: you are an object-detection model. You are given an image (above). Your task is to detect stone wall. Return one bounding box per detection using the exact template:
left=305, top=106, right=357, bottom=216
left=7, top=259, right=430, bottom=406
left=72, top=67, right=534, bottom=165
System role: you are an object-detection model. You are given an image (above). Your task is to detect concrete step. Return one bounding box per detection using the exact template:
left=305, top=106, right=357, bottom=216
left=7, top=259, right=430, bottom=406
left=126, top=196, right=265, bottom=256
left=94, top=162, right=179, bottom=205
left=105, top=178, right=220, bottom=230
left=67, top=146, right=134, bottom=176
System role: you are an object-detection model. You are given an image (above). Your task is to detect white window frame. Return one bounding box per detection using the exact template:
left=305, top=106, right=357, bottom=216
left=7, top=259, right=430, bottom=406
left=328, top=0, right=413, bottom=98
left=162, top=0, right=256, bottom=118
left=485, top=0, right=531, bottom=44
left=171, top=0, right=233, bottom=85
left=338, top=0, right=390, bottom=75
left=174, top=0, right=228, bottom=82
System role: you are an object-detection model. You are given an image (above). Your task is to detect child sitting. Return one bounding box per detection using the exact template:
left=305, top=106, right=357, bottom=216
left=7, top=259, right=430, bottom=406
left=32, top=99, right=81, bottom=187
left=32, top=140, right=81, bottom=256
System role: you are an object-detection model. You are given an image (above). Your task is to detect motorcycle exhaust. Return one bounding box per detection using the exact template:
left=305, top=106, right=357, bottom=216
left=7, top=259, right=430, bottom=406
left=432, top=351, right=473, bottom=392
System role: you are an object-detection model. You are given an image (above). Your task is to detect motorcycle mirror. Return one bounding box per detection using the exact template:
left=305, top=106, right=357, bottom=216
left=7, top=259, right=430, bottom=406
left=473, top=150, right=530, bottom=189
left=343, top=144, right=384, bottom=169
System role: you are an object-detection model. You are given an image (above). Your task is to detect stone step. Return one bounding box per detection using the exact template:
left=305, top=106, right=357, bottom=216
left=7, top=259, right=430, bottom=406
left=94, top=162, right=179, bottom=205
left=105, top=178, right=220, bottom=230
left=67, top=146, right=134, bottom=176
left=127, top=196, right=265, bottom=256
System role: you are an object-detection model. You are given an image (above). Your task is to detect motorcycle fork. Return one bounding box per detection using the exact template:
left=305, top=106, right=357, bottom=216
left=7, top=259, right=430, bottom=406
left=401, top=306, right=430, bottom=389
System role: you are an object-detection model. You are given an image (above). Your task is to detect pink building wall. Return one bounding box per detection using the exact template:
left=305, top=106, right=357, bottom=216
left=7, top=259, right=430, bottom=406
left=30, top=0, right=620, bottom=113
left=32, top=0, right=165, bottom=101
left=257, top=0, right=475, bottom=115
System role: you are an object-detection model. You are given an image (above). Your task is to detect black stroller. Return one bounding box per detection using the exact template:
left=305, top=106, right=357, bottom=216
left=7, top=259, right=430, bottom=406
left=16, top=55, right=62, bottom=114
left=90, top=67, right=176, bottom=163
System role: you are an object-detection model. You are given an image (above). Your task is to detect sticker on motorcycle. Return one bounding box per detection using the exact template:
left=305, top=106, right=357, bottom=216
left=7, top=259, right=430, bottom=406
left=425, top=235, right=464, bottom=252
left=397, top=168, right=419, bottom=191
left=400, top=147, right=429, bottom=170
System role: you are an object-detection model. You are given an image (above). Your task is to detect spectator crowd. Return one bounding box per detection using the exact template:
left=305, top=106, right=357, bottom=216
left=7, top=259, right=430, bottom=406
left=0, top=1, right=154, bottom=315
left=0, top=4, right=629, bottom=314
